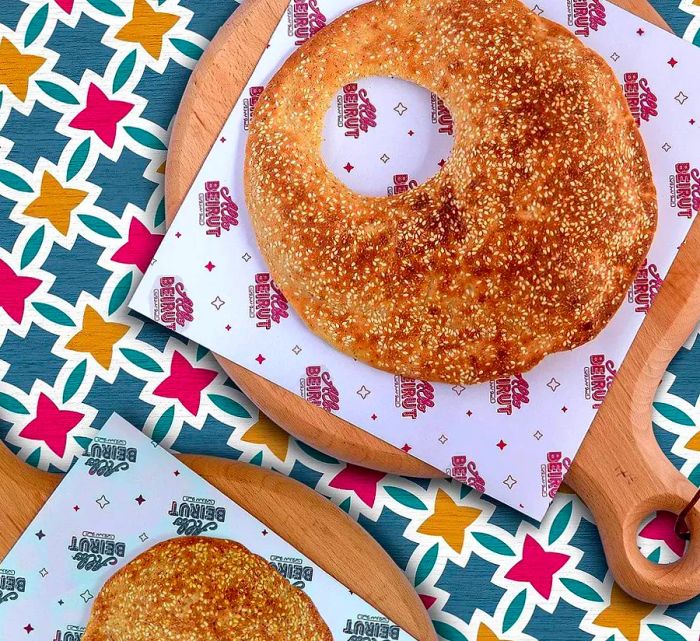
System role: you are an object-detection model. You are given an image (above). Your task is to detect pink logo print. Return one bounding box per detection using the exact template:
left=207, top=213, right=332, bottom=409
left=447, top=455, right=486, bottom=493
left=623, top=73, right=658, bottom=126
left=671, top=162, right=700, bottom=219
left=249, top=273, right=289, bottom=330
left=301, top=365, right=340, bottom=413
left=388, top=173, right=418, bottom=196
left=541, top=451, right=571, bottom=498
left=288, top=0, right=327, bottom=46
left=489, top=374, right=529, bottom=415
left=198, top=180, right=238, bottom=237
left=430, top=93, right=454, bottom=136
left=584, top=354, right=617, bottom=409
left=569, top=0, right=606, bottom=37
left=339, top=83, right=377, bottom=139
left=394, top=376, right=435, bottom=419
left=152, top=276, right=194, bottom=330
left=629, top=259, right=662, bottom=314
left=243, top=86, right=265, bottom=130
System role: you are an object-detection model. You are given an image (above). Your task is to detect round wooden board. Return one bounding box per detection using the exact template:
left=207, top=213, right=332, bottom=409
left=165, top=0, right=672, bottom=478
left=0, top=444, right=436, bottom=640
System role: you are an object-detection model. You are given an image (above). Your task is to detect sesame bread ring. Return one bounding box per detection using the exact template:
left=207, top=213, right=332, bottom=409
left=244, top=0, right=657, bottom=385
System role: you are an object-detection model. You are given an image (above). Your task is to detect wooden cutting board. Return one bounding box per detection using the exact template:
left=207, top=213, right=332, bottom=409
left=0, top=443, right=436, bottom=641
left=164, top=0, right=700, bottom=605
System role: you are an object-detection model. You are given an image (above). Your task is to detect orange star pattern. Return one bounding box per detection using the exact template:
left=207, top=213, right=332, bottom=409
left=0, top=38, right=45, bottom=101
left=115, top=0, right=179, bottom=59
left=417, top=489, right=481, bottom=553
left=23, top=172, right=88, bottom=236
left=65, top=306, right=129, bottom=369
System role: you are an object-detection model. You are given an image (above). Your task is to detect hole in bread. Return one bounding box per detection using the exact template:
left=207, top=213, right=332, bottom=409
left=636, top=511, right=688, bottom=565
left=321, top=76, right=455, bottom=197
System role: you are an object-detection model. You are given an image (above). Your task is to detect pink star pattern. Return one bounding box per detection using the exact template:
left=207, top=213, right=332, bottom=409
left=328, top=464, right=386, bottom=507
left=153, top=352, right=217, bottom=415
left=205, top=261, right=215, bottom=272
left=19, top=394, right=84, bottom=457
left=0, top=259, right=41, bottom=324
left=638, top=511, right=687, bottom=557
left=497, top=439, right=507, bottom=450
left=112, top=218, right=164, bottom=273
left=69, top=84, right=134, bottom=147
left=343, top=162, right=354, bottom=172
left=401, top=443, right=412, bottom=453
left=255, top=354, right=265, bottom=364
left=54, top=0, right=74, bottom=13
left=668, top=57, right=678, bottom=67
left=505, top=534, right=569, bottom=598
left=419, top=594, right=437, bottom=609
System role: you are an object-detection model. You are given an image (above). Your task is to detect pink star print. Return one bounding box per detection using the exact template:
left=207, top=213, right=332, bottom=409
left=69, top=84, right=134, bottom=147
left=54, top=0, right=74, bottom=12
left=153, top=352, right=217, bottom=415
left=419, top=594, right=436, bottom=610
left=638, top=511, right=687, bottom=557
left=19, top=394, right=84, bottom=457
left=0, top=260, right=41, bottom=324
left=505, top=534, right=569, bottom=598
left=328, top=464, right=386, bottom=507
left=112, top=218, right=164, bottom=273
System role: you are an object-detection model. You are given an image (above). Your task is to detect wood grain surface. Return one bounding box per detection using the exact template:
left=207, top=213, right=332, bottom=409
left=164, top=0, right=700, bottom=605
left=0, top=442, right=437, bottom=641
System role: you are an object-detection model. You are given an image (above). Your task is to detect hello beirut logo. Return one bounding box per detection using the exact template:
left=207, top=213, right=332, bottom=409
left=198, top=180, right=238, bottom=237
left=343, top=614, right=401, bottom=641
left=82, top=436, right=137, bottom=477
left=287, top=0, right=326, bottom=46
left=566, top=0, right=606, bottom=37
left=430, top=93, right=454, bottom=136
left=623, top=72, right=658, bottom=127
left=393, top=376, right=435, bottom=419
left=243, top=85, right=264, bottom=130
left=669, top=162, right=700, bottom=219
left=336, top=83, right=377, bottom=139
left=447, top=455, right=486, bottom=493
left=53, top=626, right=85, bottom=641
left=269, top=554, right=314, bottom=590
left=151, top=276, right=194, bottom=331
left=0, top=569, right=26, bottom=606
left=387, top=173, right=418, bottom=196
left=489, top=374, right=529, bottom=415
left=68, top=531, right=126, bottom=572
left=300, top=366, right=340, bottom=413
left=628, top=259, right=662, bottom=314
left=168, top=496, right=227, bottom=536
left=583, top=354, right=617, bottom=410
left=541, top=451, right=571, bottom=499
left=248, top=272, right=290, bottom=330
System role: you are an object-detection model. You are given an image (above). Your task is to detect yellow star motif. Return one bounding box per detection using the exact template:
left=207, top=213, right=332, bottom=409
left=417, top=488, right=481, bottom=553
left=23, top=172, right=88, bottom=236
left=115, top=0, right=179, bottom=59
left=592, top=583, right=655, bottom=641
left=65, top=306, right=129, bottom=370
left=0, top=38, right=45, bottom=102
left=241, top=413, right=289, bottom=462
left=477, top=623, right=503, bottom=641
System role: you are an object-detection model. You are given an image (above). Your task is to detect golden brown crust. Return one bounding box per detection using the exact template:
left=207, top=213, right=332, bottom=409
left=82, top=537, right=332, bottom=641
left=244, top=0, right=657, bottom=384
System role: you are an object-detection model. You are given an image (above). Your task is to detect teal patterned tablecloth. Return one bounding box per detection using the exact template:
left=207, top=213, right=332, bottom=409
left=0, top=1, right=699, bottom=639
